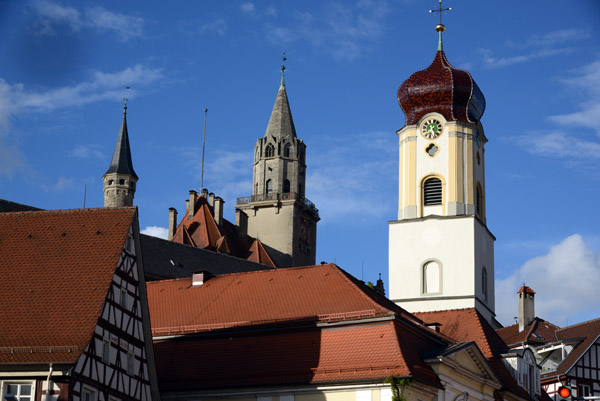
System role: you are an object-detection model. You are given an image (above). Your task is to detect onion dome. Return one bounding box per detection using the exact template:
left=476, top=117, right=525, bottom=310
left=397, top=49, right=485, bottom=126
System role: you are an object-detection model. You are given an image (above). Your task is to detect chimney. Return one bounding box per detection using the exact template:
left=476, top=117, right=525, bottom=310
left=208, top=192, right=215, bottom=208
left=425, top=322, right=442, bottom=333
left=214, top=196, right=224, bottom=226
left=168, top=208, right=178, bottom=240
left=518, top=284, right=536, bottom=331
left=235, top=209, right=248, bottom=235
left=192, top=271, right=211, bottom=286
left=202, top=188, right=209, bottom=198
left=188, top=190, right=197, bottom=220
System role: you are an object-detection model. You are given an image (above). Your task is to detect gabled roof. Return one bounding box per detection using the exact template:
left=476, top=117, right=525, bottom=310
left=542, top=317, right=600, bottom=380
left=518, top=285, right=536, bottom=294
left=246, top=238, right=275, bottom=266
left=415, top=308, right=535, bottom=401
left=497, top=318, right=559, bottom=347
left=104, top=107, right=137, bottom=178
left=0, top=199, right=42, bottom=212
left=149, top=264, right=446, bottom=390
left=264, top=83, right=297, bottom=139
left=0, top=207, right=136, bottom=364
left=141, top=233, right=275, bottom=281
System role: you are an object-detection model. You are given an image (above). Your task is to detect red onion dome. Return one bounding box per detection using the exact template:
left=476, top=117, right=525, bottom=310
left=397, top=50, right=485, bottom=126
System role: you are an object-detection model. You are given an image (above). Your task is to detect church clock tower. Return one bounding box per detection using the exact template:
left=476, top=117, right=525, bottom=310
left=235, top=56, right=320, bottom=267
left=389, top=20, right=496, bottom=324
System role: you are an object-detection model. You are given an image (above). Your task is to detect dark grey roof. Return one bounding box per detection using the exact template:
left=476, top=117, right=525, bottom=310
left=104, top=108, right=137, bottom=178
left=0, top=199, right=43, bottom=212
left=264, top=84, right=297, bottom=139
left=140, top=234, right=275, bottom=281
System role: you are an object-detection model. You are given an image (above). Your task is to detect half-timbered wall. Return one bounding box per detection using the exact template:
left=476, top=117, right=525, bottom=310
left=70, top=226, right=152, bottom=401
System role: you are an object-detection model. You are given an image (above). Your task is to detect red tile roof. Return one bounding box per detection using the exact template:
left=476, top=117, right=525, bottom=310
left=171, top=194, right=276, bottom=267
left=517, top=285, right=536, bottom=294
left=154, top=320, right=440, bottom=390
left=542, top=317, right=600, bottom=380
left=148, top=264, right=436, bottom=337
left=415, top=308, right=535, bottom=401
left=0, top=208, right=136, bottom=364
left=496, top=318, right=559, bottom=347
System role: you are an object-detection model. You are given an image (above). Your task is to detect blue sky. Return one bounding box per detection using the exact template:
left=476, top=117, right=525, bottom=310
left=1, top=0, right=599, bottom=327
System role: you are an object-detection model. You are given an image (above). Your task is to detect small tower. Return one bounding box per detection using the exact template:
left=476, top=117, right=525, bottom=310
left=518, top=284, right=536, bottom=331
left=388, top=9, right=497, bottom=325
left=103, top=101, right=138, bottom=207
left=235, top=54, right=319, bottom=267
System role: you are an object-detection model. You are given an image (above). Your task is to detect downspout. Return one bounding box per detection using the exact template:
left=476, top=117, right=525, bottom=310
left=45, top=363, right=53, bottom=401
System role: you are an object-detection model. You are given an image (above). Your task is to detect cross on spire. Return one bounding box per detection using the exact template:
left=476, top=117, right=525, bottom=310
left=429, top=0, right=451, bottom=25
left=281, top=51, right=287, bottom=86
left=123, top=86, right=131, bottom=112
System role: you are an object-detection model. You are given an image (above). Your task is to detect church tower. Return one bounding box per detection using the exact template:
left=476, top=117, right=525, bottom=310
left=103, top=102, right=138, bottom=207
left=388, top=20, right=496, bottom=324
left=235, top=56, right=319, bottom=267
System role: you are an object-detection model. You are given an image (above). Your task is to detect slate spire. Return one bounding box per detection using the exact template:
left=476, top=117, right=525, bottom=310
left=105, top=105, right=138, bottom=178
left=264, top=73, right=297, bottom=140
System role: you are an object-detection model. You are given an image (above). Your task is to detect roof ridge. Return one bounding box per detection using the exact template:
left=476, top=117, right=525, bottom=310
left=557, top=316, right=600, bottom=332
left=0, top=206, right=137, bottom=215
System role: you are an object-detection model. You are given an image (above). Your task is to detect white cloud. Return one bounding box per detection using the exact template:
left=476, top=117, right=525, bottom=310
left=70, top=144, right=106, bottom=160
left=265, top=0, right=390, bottom=61
left=85, top=6, right=145, bottom=41
left=31, top=1, right=144, bottom=41
left=506, top=29, right=590, bottom=49
left=178, top=18, right=227, bottom=36
left=496, top=234, right=600, bottom=327
left=240, top=2, right=256, bottom=14
left=41, top=176, right=75, bottom=192
left=481, top=47, right=572, bottom=69
left=141, top=226, right=169, bottom=239
left=516, top=131, right=600, bottom=160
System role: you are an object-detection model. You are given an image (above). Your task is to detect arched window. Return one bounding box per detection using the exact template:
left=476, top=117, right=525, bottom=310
left=284, top=143, right=291, bottom=157
left=423, top=261, right=440, bottom=294
left=265, top=179, right=273, bottom=194
left=476, top=183, right=483, bottom=218
left=265, top=143, right=275, bottom=158
left=482, top=267, right=488, bottom=302
left=283, top=179, right=290, bottom=193
left=423, top=177, right=442, bottom=206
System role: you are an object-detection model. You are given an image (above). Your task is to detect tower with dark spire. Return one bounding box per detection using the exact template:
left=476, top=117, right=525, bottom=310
left=235, top=53, right=319, bottom=267
left=388, top=4, right=498, bottom=326
left=103, top=101, right=138, bottom=207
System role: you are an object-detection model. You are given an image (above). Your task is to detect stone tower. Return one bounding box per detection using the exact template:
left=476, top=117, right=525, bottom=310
left=388, top=24, right=497, bottom=325
left=235, top=62, right=319, bottom=267
left=103, top=104, right=138, bottom=207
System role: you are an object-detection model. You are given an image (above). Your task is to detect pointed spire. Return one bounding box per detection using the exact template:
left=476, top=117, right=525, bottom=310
left=104, top=101, right=138, bottom=178
left=264, top=55, right=296, bottom=139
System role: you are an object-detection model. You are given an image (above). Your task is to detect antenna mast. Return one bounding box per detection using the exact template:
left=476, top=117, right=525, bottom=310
left=200, top=108, right=208, bottom=190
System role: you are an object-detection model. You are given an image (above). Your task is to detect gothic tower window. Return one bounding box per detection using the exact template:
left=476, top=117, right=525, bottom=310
left=482, top=267, right=488, bottom=302
left=266, top=179, right=273, bottom=194
left=423, top=177, right=442, bottom=206
left=265, top=143, right=275, bottom=158
left=284, top=143, right=291, bottom=157
left=283, top=179, right=291, bottom=193
left=422, top=260, right=441, bottom=294
left=476, top=183, right=483, bottom=217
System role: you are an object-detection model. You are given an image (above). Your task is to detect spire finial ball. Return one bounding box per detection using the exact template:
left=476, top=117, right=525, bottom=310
left=436, top=23, right=445, bottom=32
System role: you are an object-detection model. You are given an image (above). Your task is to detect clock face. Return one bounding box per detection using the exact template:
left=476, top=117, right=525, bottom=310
left=421, top=119, right=443, bottom=139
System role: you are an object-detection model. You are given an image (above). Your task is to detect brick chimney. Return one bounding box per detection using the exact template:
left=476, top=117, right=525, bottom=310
left=214, top=196, right=224, bottom=226
left=208, top=192, right=215, bottom=208
left=518, top=284, right=536, bottom=331
left=188, top=190, right=197, bottom=220
left=168, top=207, right=177, bottom=240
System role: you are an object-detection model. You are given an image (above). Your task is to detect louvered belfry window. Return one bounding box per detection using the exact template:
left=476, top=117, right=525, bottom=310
left=423, top=178, right=442, bottom=206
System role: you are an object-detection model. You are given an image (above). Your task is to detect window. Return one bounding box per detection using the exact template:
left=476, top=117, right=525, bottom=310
left=423, top=177, right=442, bottom=206
left=4, top=383, right=32, bottom=401
left=109, top=180, right=114, bottom=185
left=283, top=179, right=291, bottom=193
left=423, top=261, right=440, bottom=294
left=119, top=179, right=125, bottom=185
left=578, top=385, right=591, bottom=398
left=82, top=387, right=96, bottom=401
left=265, top=143, right=275, bottom=157
left=102, top=338, right=110, bottom=363
left=120, top=286, right=127, bottom=307
left=284, top=143, right=291, bottom=157
left=265, top=179, right=273, bottom=194
left=127, top=350, right=135, bottom=375
left=482, top=268, right=488, bottom=302
left=476, top=183, right=483, bottom=217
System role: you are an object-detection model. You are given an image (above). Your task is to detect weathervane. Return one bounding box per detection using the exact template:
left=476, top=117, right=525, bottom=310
left=281, top=51, right=287, bottom=86
left=123, top=86, right=131, bottom=111
left=429, top=0, right=451, bottom=50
